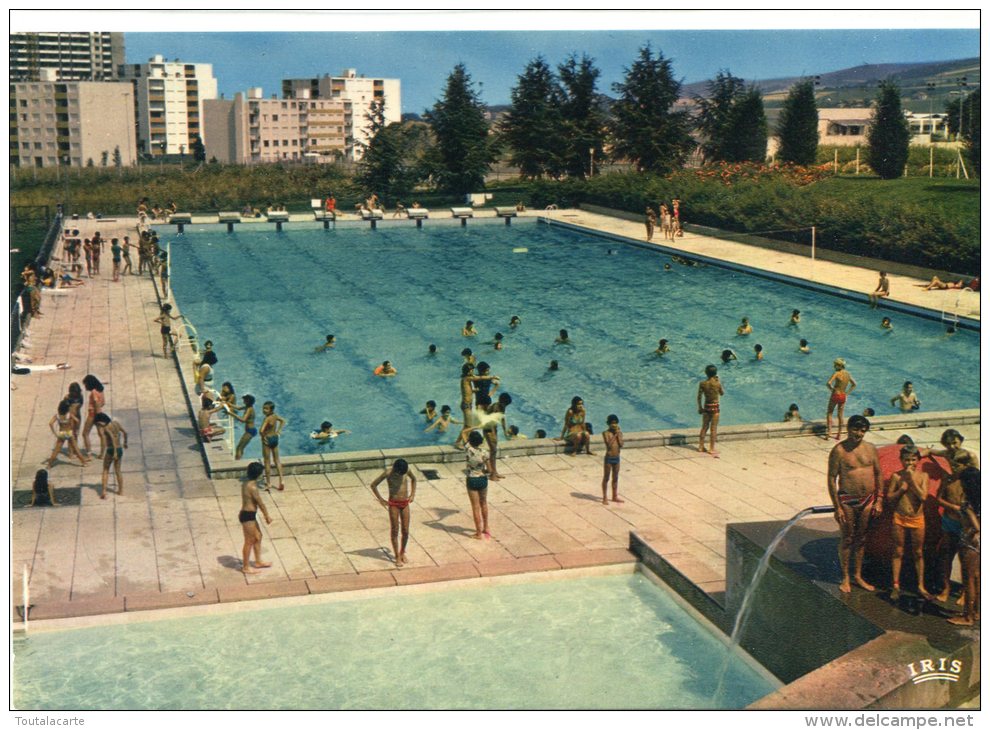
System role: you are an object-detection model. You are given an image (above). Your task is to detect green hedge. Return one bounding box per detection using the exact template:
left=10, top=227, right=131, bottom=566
left=510, top=167, right=979, bottom=274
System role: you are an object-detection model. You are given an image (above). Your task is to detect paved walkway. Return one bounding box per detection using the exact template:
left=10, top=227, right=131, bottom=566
left=9, top=210, right=980, bottom=620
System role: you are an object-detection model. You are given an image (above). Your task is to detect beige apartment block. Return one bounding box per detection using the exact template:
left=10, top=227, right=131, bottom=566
left=282, top=69, right=401, bottom=160
left=9, top=77, right=136, bottom=168
left=9, top=32, right=124, bottom=82
left=119, top=54, right=218, bottom=157
left=203, top=88, right=348, bottom=164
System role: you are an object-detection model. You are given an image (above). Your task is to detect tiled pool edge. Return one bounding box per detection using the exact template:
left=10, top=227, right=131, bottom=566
left=201, top=408, right=981, bottom=479
left=15, top=549, right=637, bottom=625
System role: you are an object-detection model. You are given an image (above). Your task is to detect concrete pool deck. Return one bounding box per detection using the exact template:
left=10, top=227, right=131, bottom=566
left=10, top=209, right=980, bottom=635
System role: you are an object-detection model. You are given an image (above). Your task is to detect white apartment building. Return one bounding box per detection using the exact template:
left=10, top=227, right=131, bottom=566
left=10, top=32, right=125, bottom=82
left=281, top=69, right=401, bottom=160
left=203, top=88, right=348, bottom=164
left=119, top=55, right=218, bottom=157
left=10, top=75, right=136, bottom=168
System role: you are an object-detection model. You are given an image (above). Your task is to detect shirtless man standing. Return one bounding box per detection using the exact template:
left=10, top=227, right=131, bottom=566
left=239, top=461, right=273, bottom=574
left=826, top=358, right=856, bottom=441
left=827, top=415, right=883, bottom=593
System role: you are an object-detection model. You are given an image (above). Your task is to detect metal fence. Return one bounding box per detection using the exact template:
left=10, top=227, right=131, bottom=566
left=11, top=211, right=63, bottom=353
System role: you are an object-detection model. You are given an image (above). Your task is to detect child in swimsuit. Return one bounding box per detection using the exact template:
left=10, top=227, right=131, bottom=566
left=233, top=394, right=257, bottom=460
left=462, top=320, right=478, bottom=337
left=370, top=459, right=417, bottom=567
left=239, top=461, right=274, bottom=574
left=560, top=396, right=591, bottom=456
left=154, top=303, right=180, bottom=357
left=47, top=399, right=88, bottom=467
left=425, top=405, right=460, bottom=434
left=420, top=400, right=438, bottom=422
left=947, top=467, right=980, bottom=626
left=826, top=358, right=856, bottom=441
left=886, top=444, right=932, bottom=600
left=94, top=412, right=127, bottom=499
left=602, top=415, right=624, bottom=505
left=260, top=401, right=286, bottom=490
left=311, top=421, right=350, bottom=440
left=736, top=317, right=752, bottom=336
left=314, top=334, right=336, bottom=352
left=697, top=365, right=724, bottom=455
left=31, top=469, right=57, bottom=507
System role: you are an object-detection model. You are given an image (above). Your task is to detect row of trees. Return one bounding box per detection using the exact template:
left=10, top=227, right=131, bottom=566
left=360, top=45, right=980, bottom=197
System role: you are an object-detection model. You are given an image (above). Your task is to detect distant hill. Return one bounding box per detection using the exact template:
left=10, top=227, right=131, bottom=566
left=676, top=57, right=978, bottom=116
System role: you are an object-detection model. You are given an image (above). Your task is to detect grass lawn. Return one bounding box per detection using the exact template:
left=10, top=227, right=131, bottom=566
left=813, top=176, right=979, bottom=221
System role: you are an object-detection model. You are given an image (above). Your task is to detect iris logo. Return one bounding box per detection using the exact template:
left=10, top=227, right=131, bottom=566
left=907, top=658, right=963, bottom=684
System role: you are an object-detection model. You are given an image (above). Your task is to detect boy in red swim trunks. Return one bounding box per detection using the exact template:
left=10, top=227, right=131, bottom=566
left=886, top=444, right=932, bottom=600
left=697, top=364, right=724, bottom=455
left=370, top=458, right=417, bottom=567
left=826, top=358, right=856, bottom=441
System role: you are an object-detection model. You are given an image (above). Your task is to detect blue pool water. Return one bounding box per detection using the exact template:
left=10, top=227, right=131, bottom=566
left=168, top=219, right=979, bottom=457
left=13, top=573, right=775, bottom=709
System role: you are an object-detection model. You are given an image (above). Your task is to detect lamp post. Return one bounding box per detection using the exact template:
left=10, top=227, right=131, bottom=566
left=588, top=147, right=594, bottom=178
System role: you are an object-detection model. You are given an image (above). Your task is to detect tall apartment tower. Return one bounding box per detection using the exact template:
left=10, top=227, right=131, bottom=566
left=203, top=88, right=348, bottom=164
left=281, top=69, right=401, bottom=160
left=9, top=32, right=125, bottom=82
left=119, top=55, right=218, bottom=156
left=10, top=74, right=137, bottom=168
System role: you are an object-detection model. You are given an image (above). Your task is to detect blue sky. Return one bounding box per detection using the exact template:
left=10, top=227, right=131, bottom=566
left=12, top=10, right=980, bottom=115
left=125, top=28, right=979, bottom=114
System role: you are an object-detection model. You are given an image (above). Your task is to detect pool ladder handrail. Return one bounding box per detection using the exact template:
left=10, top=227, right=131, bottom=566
left=541, top=204, right=558, bottom=225
left=941, top=291, right=964, bottom=327
left=176, top=318, right=237, bottom=455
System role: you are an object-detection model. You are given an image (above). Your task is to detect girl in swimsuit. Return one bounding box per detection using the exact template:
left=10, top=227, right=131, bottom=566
left=81, top=374, right=105, bottom=454
left=464, top=430, right=492, bottom=539
left=65, top=382, right=84, bottom=439
left=232, top=394, right=257, bottom=460
left=260, top=401, right=286, bottom=490
left=560, top=396, right=592, bottom=456
left=47, top=400, right=88, bottom=467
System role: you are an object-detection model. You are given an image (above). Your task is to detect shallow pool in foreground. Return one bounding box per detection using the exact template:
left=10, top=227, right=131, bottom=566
left=13, top=572, right=775, bottom=710
left=167, top=219, right=979, bottom=458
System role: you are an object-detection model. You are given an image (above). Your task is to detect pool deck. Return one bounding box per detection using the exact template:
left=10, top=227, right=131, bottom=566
left=10, top=208, right=981, bottom=626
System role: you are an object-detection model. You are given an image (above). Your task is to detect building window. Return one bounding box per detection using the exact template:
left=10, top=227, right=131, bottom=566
left=272, top=114, right=278, bottom=121
left=263, top=140, right=269, bottom=147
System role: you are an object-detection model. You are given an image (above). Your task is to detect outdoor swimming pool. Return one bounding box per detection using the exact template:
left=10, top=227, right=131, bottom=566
left=13, top=572, right=776, bottom=710
left=169, top=219, right=979, bottom=458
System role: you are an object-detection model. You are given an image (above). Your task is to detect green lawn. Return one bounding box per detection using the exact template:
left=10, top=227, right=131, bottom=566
left=813, top=176, right=979, bottom=221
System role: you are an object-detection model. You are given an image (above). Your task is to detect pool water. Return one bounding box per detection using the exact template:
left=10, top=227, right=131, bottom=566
left=168, top=219, right=979, bottom=458
left=13, top=573, right=775, bottom=710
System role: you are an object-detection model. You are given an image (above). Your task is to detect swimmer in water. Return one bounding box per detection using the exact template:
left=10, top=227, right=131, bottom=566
left=489, top=332, right=504, bottom=350
left=790, top=309, right=801, bottom=326
left=461, top=348, right=476, bottom=366
left=509, top=315, right=521, bottom=329
left=737, top=317, right=752, bottom=336
left=425, top=405, right=460, bottom=433
left=311, top=421, right=350, bottom=440
left=655, top=339, right=670, bottom=355
left=315, top=334, right=336, bottom=352
left=799, top=339, right=811, bottom=354
left=754, top=344, right=764, bottom=361
left=428, top=344, right=438, bottom=355
left=548, top=360, right=559, bottom=371
left=721, top=349, right=737, bottom=364
left=462, top=320, right=478, bottom=337
left=881, top=317, right=893, bottom=331
left=374, top=360, right=397, bottom=377
left=420, top=400, right=438, bottom=421
left=555, top=329, right=572, bottom=346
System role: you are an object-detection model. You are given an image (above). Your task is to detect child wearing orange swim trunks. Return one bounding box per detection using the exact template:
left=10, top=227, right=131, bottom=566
left=826, top=358, right=856, bottom=441
left=370, top=458, right=417, bottom=567
left=885, top=444, right=932, bottom=600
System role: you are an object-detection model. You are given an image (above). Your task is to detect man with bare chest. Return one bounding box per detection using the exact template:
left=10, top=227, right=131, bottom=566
left=827, top=415, right=883, bottom=593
